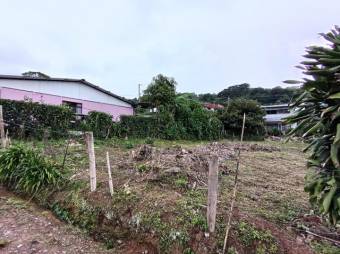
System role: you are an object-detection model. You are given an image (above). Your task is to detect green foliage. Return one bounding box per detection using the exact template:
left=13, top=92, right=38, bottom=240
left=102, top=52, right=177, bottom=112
left=174, top=176, right=188, bottom=189
left=1, top=99, right=74, bottom=138
left=82, top=111, right=113, bottom=138
left=311, top=240, right=340, bottom=254
left=144, top=137, right=155, bottom=145
left=200, top=83, right=301, bottom=105
left=285, top=27, right=340, bottom=224
left=124, top=140, right=135, bottom=149
left=120, top=115, right=160, bottom=138
left=267, top=127, right=282, bottom=137
left=237, top=221, right=278, bottom=253
left=120, top=96, right=223, bottom=140
left=141, top=74, right=177, bottom=108
left=136, top=163, right=151, bottom=173
left=0, top=145, right=63, bottom=194
left=218, top=98, right=266, bottom=138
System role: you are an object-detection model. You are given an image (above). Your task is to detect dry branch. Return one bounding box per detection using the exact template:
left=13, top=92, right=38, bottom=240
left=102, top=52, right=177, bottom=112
left=222, top=113, right=246, bottom=254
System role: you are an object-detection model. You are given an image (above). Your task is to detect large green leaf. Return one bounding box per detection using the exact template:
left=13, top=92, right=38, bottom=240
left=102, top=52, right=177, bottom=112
left=334, top=124, right=340, bottom=144
left=329, top=92, right=340, bottom=99
left=330, top=143, right=340, bottom=169
left=287, top=27, right=340, bottom=224
left=322, top=180, right=337, bottom=213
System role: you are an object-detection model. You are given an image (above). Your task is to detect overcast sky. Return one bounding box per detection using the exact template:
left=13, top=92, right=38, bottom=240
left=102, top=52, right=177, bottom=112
left=0, top=0, right=338, bottom=98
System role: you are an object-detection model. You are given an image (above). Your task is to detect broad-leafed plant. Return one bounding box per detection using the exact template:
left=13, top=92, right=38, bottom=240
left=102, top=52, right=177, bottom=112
left=0, top=145, right=63, bottom=195
left=285, top=26, right=340, bottom=224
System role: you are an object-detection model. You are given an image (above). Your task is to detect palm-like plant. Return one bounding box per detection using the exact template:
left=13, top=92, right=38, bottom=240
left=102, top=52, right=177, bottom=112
left=285, top=26, right=340, bottom=224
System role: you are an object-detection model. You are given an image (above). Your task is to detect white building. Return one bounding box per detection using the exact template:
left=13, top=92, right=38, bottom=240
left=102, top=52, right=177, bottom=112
left=261, top=104, right=295, bottom=132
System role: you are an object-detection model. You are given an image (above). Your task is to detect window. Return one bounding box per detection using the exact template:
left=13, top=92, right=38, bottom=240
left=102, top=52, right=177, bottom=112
left=62, top=101, right=82, bottom=115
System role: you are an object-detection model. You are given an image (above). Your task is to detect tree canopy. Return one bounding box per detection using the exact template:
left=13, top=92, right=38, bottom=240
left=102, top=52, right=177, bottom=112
left=141, top=74, right=177, bottom=108
left=218, top=98, right=266, bottom=138
left=198, top=84, right=301, bottom=105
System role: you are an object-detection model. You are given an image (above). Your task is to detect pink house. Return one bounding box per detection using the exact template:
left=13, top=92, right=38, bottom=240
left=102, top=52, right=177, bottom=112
left=0, top=75, right=134, bottom=121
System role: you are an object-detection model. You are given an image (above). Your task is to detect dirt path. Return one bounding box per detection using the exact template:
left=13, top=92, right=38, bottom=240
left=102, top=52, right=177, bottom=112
left=0, top=187, right=114, bottom=254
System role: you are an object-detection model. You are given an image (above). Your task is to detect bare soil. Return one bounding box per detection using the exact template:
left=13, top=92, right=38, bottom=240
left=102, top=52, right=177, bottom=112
left=0, top=187, right=113, bottom=254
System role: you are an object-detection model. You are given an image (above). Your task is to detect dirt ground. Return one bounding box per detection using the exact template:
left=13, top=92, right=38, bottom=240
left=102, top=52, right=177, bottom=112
left=0, top=187, right=114, bottom=254
left=5, top=138, right=340, bottom=253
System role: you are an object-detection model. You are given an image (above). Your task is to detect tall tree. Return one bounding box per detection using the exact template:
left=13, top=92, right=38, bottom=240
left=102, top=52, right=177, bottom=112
left=141, top=74, right=177, bottom=109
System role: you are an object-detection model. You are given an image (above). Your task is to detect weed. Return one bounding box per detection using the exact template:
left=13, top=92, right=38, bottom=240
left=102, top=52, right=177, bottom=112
left=136, top=163, right=151, bottom=173
left=183, top=248, right=195, bottom=254
left=124, top=141, right=135, bottom=149
left=111, top=188, right=140, bottom=210
left=311, top=240, right=340, bottom=254
left=237, top=221, right=278, bottom=254
left=140, top=211, right=190, bottom=252
left=176, top=190, right=208, bottom=231
left=174, top=176, right=188, bottom=189
left=144, top=137, right=155, bottom=145
left=227, top=247, right=238, bottom=254
left=51, top=203, right=72, bottom=223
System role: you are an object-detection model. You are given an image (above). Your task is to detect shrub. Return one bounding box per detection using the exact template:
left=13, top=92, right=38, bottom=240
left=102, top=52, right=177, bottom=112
left=120, top=115, right=160, bottom=138
left=267, top=127, right=282, bottom=137
left=82, top=111, right=113, bottom=138
left=218, top=98, right=266, bottom=138
left=144, top=137, right=155, bottom=145
left=0, top=145, right=63, bottom=194
left=1, top=99, right=74, bottom=139
left=285, top=27, right=340, bottom=224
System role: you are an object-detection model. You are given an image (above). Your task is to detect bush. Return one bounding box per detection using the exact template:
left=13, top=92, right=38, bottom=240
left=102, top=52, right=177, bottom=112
left=118, top=96, right=223, bottom=140
left=81, top=111, right=113, bottom=138
left=285, top=27, right=340, bottom=224
left=1, top=99, right=74, bottom=139
left=119, top=115, right=160, bottom=138
left=0, top=145, right=63, bottom=194
left=267, top=128, right=282, bottom=137
left=218, top=98, right=266, bottom=138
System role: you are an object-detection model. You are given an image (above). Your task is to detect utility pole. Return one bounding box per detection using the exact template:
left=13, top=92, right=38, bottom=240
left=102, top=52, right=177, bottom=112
left=138, top=84, right=141, bottom=101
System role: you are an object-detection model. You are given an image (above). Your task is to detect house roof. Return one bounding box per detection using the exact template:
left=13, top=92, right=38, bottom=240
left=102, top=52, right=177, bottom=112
left=261, top=104, right=289, bottom=109
left=0, top=74, right=134, bottom=106
left=264, top=113, right=292, bottom=123
left=203, top=103, right=224, bottom=109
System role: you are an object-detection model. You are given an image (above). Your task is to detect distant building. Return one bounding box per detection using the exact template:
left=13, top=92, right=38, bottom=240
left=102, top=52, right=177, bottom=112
left=0, top=74, right=134, bottom=121
left=203, top=103, right=224, bottom=111
left=261, top=104, right=295, bottom=132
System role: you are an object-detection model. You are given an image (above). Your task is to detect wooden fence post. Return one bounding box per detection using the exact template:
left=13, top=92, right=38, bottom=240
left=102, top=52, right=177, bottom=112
left=106, top=151, right=114, bottom=196
left=0, top=105, right=6, bottom=148
left=207, top=155, right=219, bottom=233
left=85, top=131, right=96, bottom=192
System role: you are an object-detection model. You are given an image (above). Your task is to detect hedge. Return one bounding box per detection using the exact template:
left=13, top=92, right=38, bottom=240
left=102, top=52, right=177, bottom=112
left=0, top=99, right=74, bottom=139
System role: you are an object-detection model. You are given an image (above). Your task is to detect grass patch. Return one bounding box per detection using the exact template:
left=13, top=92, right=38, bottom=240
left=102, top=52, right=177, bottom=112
left=236, top=221, right=278, bottom=254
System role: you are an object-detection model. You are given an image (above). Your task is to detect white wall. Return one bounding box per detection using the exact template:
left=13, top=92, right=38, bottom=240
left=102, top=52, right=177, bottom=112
left=0, top=79, right=131, bottom=108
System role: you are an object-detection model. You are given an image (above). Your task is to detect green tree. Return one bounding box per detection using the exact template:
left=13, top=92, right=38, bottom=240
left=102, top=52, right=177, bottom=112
left=218, top=98, right=266, bottom=138
left=285, top=26, right=340, bottom=224
left=141, top=74, right=177, bottom=109
left=217, top=83, right=251, bottom=101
